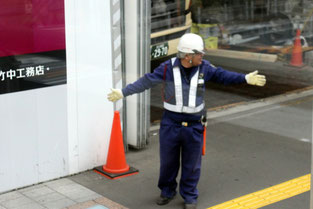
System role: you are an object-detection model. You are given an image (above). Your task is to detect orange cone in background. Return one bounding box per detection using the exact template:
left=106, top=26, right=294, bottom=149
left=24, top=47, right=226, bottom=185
left=290, top=29, right=304, bottom=67
left=94, top=111, right=138, bottom=179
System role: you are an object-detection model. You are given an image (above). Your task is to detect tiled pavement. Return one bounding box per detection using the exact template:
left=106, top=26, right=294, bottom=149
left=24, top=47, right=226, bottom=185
left=0, top=178, right=128, bottom=209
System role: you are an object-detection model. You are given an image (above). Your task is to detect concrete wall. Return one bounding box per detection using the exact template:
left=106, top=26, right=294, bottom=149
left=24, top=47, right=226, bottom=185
left=0, top=86, right=68, bottom=192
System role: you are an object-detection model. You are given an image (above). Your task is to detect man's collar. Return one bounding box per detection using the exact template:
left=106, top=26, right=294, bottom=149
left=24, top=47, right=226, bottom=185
left=172, top=57, right=180, bottom=67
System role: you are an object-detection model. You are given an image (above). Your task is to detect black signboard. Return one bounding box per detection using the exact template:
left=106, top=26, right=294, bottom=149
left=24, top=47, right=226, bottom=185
left=0, top=50, right=66, bottom=94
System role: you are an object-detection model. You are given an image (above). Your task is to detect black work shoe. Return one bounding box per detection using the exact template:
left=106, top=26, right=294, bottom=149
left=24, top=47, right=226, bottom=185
left=156, top=195, right=175, bottom=205
left=184, top=203, right=197, bottom=209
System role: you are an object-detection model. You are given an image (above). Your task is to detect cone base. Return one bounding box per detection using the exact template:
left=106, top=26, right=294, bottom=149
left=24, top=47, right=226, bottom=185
left=94, top=166, right=139, bottom=180
left=102, top=164, right=130, bottom=174
left=290, top=62, right=304, bottom=67
left=288, top=62, right=305, bottom=68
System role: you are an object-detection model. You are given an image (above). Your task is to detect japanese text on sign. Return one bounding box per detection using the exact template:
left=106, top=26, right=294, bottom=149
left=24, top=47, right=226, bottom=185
left=0, top=65, right=50, bottom=81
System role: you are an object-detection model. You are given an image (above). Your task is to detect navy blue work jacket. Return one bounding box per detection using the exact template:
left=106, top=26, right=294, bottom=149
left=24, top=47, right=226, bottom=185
left=122, top=58, right=246, bottom=118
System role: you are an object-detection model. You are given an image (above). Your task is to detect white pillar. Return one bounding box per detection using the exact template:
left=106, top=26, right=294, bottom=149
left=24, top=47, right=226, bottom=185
left=65, top=0, right=115, bottom=174
left=123, top=0, right=151, bottom=148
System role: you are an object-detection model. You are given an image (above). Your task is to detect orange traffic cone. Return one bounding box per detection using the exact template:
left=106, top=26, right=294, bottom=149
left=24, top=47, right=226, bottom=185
left=290, top=29, right=304, bottom=67
left=94, top=111, right=138, bottom=179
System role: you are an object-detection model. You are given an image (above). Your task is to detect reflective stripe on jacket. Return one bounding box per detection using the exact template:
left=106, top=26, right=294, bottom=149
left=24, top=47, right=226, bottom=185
left=163, top=58, right=204, bottom=113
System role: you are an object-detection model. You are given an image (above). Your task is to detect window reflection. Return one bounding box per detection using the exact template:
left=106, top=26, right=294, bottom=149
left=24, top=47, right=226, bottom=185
left=150, top=0, right=313, bottom=124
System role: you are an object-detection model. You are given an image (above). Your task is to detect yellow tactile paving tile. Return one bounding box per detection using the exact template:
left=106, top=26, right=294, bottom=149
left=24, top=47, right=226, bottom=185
left=207, top=174, right=311, bottom=209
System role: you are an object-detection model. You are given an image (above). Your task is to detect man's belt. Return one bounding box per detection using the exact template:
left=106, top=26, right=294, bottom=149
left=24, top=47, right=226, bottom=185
left=180, top=115, right=206, bottom=127
left=181, top=121, right=200, bottom=127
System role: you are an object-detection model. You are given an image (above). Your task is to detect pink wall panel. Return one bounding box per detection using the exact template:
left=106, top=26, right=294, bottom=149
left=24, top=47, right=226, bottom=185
left=0, top=0, right=65, bottom=57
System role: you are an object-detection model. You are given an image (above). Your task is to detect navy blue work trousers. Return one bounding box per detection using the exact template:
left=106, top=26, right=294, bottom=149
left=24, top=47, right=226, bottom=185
left=158, top=110, right=204, bottom=204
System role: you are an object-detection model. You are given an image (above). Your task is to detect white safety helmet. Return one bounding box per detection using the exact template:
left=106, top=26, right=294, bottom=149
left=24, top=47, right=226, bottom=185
left=177, top=33, right=204, bottom=54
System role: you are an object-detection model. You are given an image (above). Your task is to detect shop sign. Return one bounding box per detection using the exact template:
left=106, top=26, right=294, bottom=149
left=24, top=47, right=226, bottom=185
left=0, top=65, right=49, bottom=81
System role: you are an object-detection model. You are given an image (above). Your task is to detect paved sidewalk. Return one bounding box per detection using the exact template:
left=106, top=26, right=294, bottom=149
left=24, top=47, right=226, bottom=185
left=0, top=178, right=128, bottom=209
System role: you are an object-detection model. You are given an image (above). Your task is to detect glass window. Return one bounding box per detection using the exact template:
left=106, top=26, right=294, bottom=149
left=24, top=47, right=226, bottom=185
left=151, top=0, right=313, bottom=124
left=151, top=0, right=187, bottom=33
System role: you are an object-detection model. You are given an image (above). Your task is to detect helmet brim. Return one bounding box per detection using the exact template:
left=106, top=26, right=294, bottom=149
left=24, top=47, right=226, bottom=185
left=192, top=49, right=205, bottom=54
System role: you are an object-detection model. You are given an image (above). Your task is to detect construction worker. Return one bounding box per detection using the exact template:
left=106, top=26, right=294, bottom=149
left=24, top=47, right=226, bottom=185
left=107, top=33, right=266, bottom=209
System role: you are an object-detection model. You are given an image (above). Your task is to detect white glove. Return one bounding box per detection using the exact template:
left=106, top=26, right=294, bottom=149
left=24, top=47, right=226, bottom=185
left=107, top=88, right=123, bottom=102
left=245, top=70, right=266, bottom=86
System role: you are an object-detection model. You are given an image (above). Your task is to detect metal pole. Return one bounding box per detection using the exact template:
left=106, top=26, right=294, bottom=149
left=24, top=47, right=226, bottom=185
left=143, top=0, right=151, bottom=146
left=137, top=0, right=151, bottom=148
left=120, top=0, right=128, bottom=151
